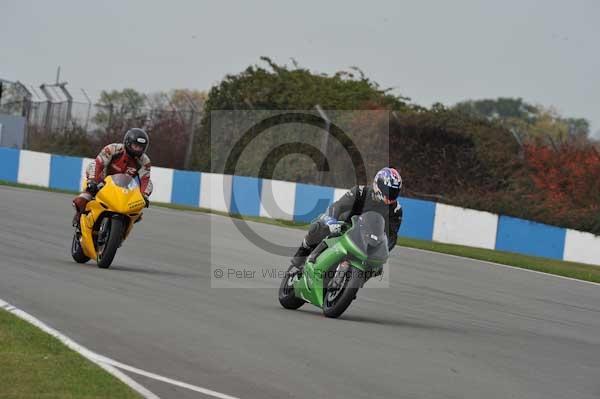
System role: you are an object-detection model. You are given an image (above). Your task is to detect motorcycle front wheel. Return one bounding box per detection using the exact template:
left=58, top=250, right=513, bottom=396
left=71, top=230, right=90, bottom=263
left=322, top=264, right=362, bottom=318
left=278, top=265, right=305, bottom=310
left=96, top=217, right=123, bottom=269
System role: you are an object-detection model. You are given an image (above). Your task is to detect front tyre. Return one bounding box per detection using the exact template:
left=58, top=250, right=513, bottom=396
left=71, top=230, right=90, bottom=263
left=278, top=265, right=305, bottom=310
left=96, top=217, right=123, bottom=269
left=323, top=265, right=362, bottom=318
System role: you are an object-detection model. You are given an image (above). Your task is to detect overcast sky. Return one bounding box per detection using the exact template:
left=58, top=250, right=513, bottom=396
left=2, top=0, right=599, bottom=134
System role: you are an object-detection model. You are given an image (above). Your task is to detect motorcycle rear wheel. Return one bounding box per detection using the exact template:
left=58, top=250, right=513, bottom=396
left=96, top=218, right=123, bottom=269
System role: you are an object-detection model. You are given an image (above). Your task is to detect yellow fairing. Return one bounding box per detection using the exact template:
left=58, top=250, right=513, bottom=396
left=79, top=175, right=145, bottom=259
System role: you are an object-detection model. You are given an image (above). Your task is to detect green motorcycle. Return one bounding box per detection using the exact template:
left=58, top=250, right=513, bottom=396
left=279, top=211, right=389, bottom=318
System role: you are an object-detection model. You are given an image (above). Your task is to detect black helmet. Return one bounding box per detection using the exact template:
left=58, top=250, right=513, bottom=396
left=123, top=128, right=149, bottom=158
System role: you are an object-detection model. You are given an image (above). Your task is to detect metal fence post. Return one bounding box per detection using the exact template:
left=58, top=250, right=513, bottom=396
left=18, top=82, right=33, bottom=149
left=182, top=92, right=199, bottom=170
left=39, top=84, right=54, bottom=132
left=80, top=88, right=92, bottom=131
left=315, top=104, right=331, bottom=186
left=59, top=83, right=73, bottom=129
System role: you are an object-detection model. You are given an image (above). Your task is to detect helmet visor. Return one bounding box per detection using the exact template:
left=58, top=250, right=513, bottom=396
left=377, top=181, right=400, bottom=199
left=131, top=143, right=145, bottom=153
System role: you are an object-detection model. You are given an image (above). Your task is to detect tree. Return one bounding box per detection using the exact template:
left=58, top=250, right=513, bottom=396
left=0, top=81, right=28, bottom=115
left=192, top=57, right=409, bottom=172
left=453, top=97, right=590, bottom=141
left=453, top=97, right=538, bottom=121
left=93, top=88, right=146, bottom=127
left=563, top=117, right=590, bottom=138
left=527, top=106, right=569, bottom=142
left=523, top=142, right=600, bottom=233
left=389, top=105, right=521, bottom=202
left=170, top=89, right=207, bottom=111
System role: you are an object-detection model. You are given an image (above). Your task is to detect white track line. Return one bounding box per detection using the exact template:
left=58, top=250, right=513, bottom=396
left=0, top=299, right=159, bottom=398
left=402, top=246, right=600, bottom=287
left=0, top=299, right=240, bottom=399
left=92, top=354, right=240, bottom=399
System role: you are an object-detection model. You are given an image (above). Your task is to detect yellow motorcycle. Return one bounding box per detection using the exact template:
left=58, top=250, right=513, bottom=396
left=71, top=174, right=146, bottom=268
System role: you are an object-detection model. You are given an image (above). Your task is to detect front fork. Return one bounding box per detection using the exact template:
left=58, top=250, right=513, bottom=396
left=346, top=259, right=383, bottom=288
left=329, top=260, right=351, bottom=291
left=97, top=218, right=110, bottom=246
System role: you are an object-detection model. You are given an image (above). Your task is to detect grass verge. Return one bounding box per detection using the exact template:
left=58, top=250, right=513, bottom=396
left=0, top=308, right=140, bottom=399
left=2, top=179, right=599, bottom=284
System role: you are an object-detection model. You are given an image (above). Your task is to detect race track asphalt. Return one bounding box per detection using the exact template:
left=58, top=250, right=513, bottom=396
left=0, top=185, right=599, bottom=399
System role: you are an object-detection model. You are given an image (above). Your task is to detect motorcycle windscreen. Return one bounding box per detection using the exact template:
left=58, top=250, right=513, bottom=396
left=347, top=211, right=389, bottom=262
left=110, top=174, right=140, bottom=190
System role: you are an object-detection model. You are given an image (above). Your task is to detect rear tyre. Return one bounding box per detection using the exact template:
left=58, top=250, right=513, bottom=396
left=278, top=265, right=305, bottom=310
left=71, top=231, right=90, bottom=263
left=96, top=218, right=123, bottom=269
left=322, top=265, right=362, bottom=318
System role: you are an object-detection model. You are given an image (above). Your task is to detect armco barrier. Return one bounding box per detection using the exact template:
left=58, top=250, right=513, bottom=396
left=171, top=169, right=201, bottom=207
left=563, top=230, right=600, bottom=265
left=397, top=197, right=435, bottom=240
left=293, top=183, right=334, bottom=223
left=0, top=147, right=19, bottom=182
left=148, top=166, right=174, bottom=204
left=1, top=148, right=599, bottom=266
left=18, top=150, right=50, bottom=187
left=200, top=172, right=232, bottom=212
left=433, top=204, right=498, bottom=250
left=50, top=155, right=82, bottom=191
left=231, top=175, right=262, bottom=217
left=495, top=216, right=566, bottom=260
left=259, top=179, right=296, bottom=221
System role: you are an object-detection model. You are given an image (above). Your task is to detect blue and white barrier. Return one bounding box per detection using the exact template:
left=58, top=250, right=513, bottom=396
left=259, top=179, right=296, bottom=220
left=433, top=204, right=498, bottom=250
left=1, top=147, right=599, bottom=266
left=19, top=150, right=51, bottom=187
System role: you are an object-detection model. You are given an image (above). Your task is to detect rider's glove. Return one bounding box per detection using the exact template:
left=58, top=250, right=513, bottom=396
left=143, top=194, right=150, bottom=208
left=324, top=216, right=343, bottom=235
left=86, top=180, right=99, bottom=195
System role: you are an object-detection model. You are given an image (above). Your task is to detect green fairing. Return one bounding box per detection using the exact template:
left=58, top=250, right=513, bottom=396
left=292, top=215, right=387, bottom=308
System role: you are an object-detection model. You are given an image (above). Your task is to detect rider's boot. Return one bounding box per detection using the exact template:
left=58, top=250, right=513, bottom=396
left=289, top=241, right=312, bottom=275
left=72, top=210, right=81, bottom=229
left=72, top=195, right=90, bottom=229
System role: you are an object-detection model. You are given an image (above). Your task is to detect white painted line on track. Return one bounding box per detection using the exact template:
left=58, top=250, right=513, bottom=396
left=0, top=299, right=240, bottom=399
left=401, top=246, right=600, bottom=287
left=0, top=299, right=159, bottom=398
left=93, top=353, right=241, bottom=399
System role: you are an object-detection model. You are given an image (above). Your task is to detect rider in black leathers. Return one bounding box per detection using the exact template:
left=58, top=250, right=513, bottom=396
left=290, top=167, right=403, bottom=270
